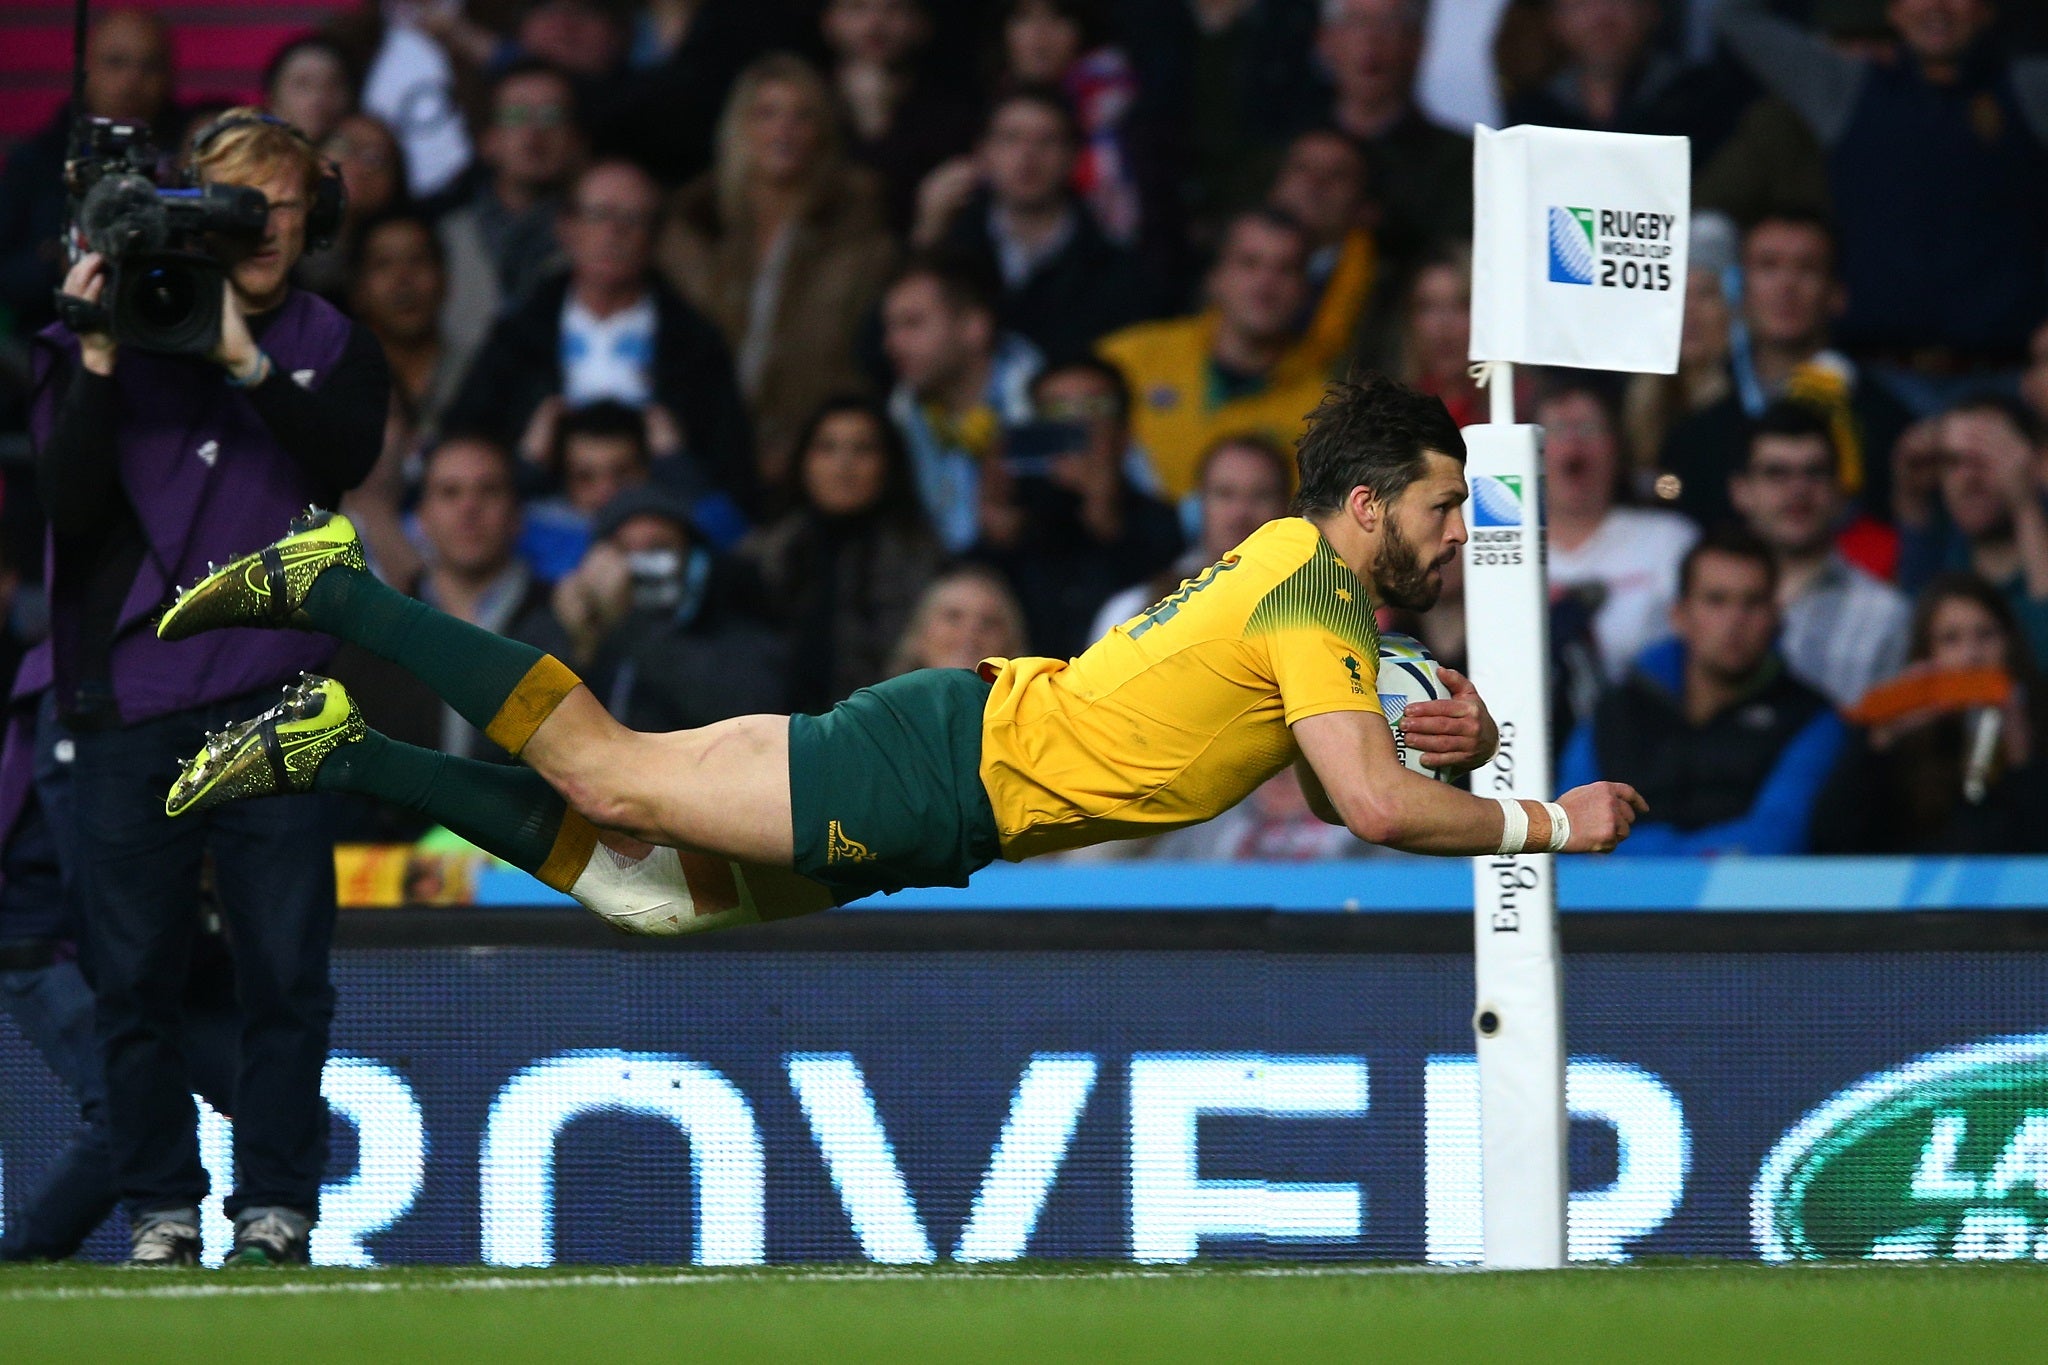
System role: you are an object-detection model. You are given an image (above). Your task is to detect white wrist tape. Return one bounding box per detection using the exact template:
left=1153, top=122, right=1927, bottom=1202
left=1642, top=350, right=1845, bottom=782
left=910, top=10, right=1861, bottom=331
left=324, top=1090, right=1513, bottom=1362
left=1494, top=797, right=1529, bottom=856
left=1542, top=801, right=1571, bottom=853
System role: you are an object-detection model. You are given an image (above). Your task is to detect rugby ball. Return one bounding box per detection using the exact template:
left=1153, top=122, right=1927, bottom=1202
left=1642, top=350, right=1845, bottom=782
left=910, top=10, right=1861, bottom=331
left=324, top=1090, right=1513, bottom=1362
left=1377, top=632, right=1452, bottom=782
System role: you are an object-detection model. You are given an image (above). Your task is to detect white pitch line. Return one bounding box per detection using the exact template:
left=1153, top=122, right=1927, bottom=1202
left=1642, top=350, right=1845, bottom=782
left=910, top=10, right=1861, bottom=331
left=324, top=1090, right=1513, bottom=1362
left=0, top=1264, right=1488, bottom=1304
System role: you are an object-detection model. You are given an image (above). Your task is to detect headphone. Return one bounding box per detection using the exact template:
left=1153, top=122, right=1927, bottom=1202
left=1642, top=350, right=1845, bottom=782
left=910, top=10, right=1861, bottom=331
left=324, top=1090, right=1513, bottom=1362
left=186, top=111, right=347, bottom=252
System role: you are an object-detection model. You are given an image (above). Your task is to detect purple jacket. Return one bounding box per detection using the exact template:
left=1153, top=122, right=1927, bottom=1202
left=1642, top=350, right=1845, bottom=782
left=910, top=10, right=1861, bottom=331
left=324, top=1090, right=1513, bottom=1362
left=29, top=290, right=350, bottom=725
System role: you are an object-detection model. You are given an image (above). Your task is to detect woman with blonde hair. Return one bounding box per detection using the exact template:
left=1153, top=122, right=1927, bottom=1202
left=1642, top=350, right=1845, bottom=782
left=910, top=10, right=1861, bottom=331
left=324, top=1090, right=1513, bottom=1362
left=889, top=564, right=1031, bottom=675
left=657, top=52, right=898, bottom=494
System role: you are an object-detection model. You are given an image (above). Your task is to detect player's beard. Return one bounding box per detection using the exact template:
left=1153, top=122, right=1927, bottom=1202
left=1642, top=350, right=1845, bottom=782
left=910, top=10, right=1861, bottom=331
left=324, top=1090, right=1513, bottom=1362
left=1373, top=517, right=1447, bottom=612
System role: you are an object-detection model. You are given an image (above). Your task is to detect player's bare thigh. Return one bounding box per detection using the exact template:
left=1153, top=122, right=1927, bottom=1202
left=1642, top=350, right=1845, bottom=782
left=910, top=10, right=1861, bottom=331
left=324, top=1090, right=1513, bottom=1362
left=522, top=687, right=796, bottom=866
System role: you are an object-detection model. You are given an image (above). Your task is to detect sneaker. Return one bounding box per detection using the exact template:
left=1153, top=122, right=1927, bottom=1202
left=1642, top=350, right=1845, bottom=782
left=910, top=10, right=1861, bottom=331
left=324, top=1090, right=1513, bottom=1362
left=223, top=1207, right=311, bottom=1268
left=157, top=507, right=364, bottom=642
left=166, top=674, right=364, bottom=818
left=127, top=1210, right=201, bottom=1268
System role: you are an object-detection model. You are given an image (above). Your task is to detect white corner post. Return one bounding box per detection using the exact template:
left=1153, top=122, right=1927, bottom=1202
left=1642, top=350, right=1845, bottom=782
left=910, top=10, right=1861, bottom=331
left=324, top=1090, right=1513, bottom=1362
left=1461, top=411, right=1567, bottom=1269
left=1464, top=122, right=1692, bottom=1268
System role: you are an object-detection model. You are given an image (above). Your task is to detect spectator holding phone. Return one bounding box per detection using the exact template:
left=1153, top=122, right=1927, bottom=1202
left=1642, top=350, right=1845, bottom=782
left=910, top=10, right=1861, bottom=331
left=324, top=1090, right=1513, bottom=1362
left=519, top=486, right=787, bottom=730
left=975, top=359, right=1183, bottom=658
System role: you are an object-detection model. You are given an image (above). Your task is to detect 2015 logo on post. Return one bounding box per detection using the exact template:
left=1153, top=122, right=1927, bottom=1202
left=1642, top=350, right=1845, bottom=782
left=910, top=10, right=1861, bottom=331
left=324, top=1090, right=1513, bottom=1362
left=1754, top=1034, right=2048, bottom=1261
left=1471, top=475, right=1523, bottom=528
left=1546, top=205, right=1676, bottom=293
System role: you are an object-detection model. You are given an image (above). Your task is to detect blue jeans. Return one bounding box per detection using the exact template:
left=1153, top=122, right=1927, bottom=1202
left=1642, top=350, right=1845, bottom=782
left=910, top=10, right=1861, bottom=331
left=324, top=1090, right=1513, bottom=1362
left=69, top=692, right=337, bottom=1221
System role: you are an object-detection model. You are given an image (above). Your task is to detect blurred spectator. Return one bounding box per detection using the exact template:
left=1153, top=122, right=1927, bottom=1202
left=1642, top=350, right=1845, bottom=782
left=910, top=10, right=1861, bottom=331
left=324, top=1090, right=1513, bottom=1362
left=1267, top=128, right=1381, bottom=372
left=1089, top=431, right=1293, bottom=640
left=520, top=399, right=656, bottom=582
left=913, top=87, right=1149, bottom=366
left=263, top=35, right=357, bottom=146
left=659, top=55, right=897, bottom=490
left=350, top=211, right=466, bottom=443
left=1896, top=395, right=2048, bottom=665
left=1661, top=214, right=1912, bottom=536
left=1730, top=401, right=1911, bottom=708
left=344, top=210, right=468, bottom=592
left=1622, top=264, right=1733, bottom=483
left=2024, top=319, right=2048, bottom=431
left=584, top=4, right=791, bottom=187
left=1718, top=0, right=2048, bottom=369
left=299, top=112, right=409, bottom=299
left=823, top=0, right=980, bottom=233
left=1098, top=210, right=1327, bottom=504
left=1542, top=382, right=1699, bottom=697
left=408, top=435, right=550, bottom=758
left=976, top=359, right=1183, bottom=657
left=1559, top=528, right=1846, bottom=854
left=890, top=563, right=1031, bottom=672
left=521, top=486, right=788, bottom=729
left=1812, top=572, right=2048, bottom=853
left=1694, top=0, right=1901, bottom=226
left=443, top=158, right=758, bottom=523
left=1380, top=242, right=1527, bottom=429
left=438, top=60, right=582, bottom=361
left=1503, top=0, right=1726, bottom=142
left=882, top=254, right=1044, bottom=552
left=999, top=0, right=1146, bottom=245
left=1313, top=0, right=1473, bottom=264
left=0, top=9, right=177, bottom=336
left=351, top=9, right=474, bottom=200
left=517, top=0, right=630, bottom=92
left=742, top=398, right=945, bottom=713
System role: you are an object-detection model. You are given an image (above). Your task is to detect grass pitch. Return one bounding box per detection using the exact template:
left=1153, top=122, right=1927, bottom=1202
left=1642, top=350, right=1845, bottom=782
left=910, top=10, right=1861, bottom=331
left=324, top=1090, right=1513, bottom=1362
left=2, top=1261, right=2041, bottom=1363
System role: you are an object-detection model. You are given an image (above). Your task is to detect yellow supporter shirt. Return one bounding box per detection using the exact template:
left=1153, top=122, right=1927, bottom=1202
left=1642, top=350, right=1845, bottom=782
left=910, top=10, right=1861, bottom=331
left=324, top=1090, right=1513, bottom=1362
left=1096, top=313, right=1333, bottom=502
left=976, top=518, right=1383, bottom=861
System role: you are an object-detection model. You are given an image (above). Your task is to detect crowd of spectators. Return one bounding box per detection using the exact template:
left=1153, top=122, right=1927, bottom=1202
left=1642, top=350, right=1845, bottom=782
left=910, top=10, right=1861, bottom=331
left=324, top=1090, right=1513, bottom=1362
left=4, top=0, right=2048, bottom=861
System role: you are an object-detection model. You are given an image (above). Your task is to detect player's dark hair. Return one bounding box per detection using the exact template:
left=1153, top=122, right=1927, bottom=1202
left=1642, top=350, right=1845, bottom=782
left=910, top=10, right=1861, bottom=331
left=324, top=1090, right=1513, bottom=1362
left=1743, top=399, right=1838, bottom=475
left=489, top=56, right=580, bottom=123
left=1678, top=523, right=1778, bottom=599
left=1292, top=373, right=1465, bottom=516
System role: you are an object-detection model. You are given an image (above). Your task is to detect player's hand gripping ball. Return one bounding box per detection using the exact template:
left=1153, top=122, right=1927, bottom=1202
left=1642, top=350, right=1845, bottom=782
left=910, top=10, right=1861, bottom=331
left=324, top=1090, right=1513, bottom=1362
left=1377, top=633, right=1453, bottom=781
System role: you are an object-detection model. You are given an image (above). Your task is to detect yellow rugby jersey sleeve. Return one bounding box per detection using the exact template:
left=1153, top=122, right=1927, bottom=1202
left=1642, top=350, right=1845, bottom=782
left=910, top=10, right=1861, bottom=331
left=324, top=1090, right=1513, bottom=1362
left=1244, top=536, right=1385, bottom=726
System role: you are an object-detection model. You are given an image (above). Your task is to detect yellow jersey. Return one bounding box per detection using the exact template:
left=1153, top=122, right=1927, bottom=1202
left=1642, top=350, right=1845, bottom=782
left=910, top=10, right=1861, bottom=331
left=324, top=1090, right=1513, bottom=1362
left=976, top=518, right=1383, bottom=860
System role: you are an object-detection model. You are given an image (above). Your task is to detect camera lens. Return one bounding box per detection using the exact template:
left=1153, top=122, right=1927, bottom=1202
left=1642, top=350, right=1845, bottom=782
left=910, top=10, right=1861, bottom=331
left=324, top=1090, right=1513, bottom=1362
left=133, top=264, right=198, bottom=329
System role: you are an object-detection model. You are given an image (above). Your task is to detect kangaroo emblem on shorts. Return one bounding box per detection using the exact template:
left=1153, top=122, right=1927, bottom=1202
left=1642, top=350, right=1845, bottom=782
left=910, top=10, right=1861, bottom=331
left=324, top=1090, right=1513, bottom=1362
left=826, top=820, right=873, bottom=864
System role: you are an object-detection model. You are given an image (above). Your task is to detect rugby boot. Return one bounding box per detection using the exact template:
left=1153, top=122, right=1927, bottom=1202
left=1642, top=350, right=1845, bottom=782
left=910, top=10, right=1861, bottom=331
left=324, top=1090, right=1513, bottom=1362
left=166, top=675, right=363, bottom=818
left=157, top=507, right=364, bottom=641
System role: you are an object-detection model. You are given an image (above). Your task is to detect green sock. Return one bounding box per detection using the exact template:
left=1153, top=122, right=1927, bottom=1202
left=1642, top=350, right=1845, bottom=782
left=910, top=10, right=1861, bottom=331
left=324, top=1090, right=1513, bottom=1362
left=303, top=567, right=581, bottom=755
left=316, top=729, right=577, bottom=879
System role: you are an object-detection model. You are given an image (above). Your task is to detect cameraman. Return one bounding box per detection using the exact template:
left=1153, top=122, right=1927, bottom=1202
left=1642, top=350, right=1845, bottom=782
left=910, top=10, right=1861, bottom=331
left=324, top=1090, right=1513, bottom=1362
left=28, top=109, right=386, bottom=1267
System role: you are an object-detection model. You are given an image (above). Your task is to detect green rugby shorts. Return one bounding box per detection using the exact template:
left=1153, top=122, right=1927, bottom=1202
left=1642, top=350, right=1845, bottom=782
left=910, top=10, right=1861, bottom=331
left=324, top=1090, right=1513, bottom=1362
left=787, top=668, right=1001, bottom=903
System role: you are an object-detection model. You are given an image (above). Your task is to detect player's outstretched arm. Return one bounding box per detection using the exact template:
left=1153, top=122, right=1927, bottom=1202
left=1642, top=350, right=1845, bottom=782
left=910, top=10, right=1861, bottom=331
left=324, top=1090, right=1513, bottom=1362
left=1292, top=709, right=1646, bottom=855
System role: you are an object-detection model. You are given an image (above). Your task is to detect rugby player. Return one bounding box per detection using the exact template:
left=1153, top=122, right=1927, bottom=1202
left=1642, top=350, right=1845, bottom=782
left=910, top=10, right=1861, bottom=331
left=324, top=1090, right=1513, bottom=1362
left=158, top=376, right=1645, bottom=933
